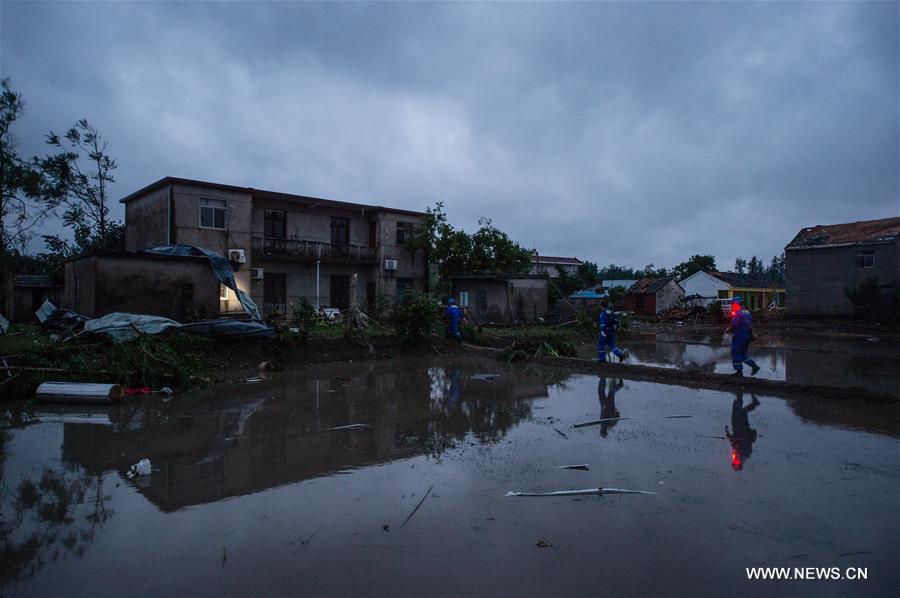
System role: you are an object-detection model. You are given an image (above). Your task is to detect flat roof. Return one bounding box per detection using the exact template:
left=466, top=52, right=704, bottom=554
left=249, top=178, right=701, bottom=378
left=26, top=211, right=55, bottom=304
left=119, top=176, right=427, bottom=217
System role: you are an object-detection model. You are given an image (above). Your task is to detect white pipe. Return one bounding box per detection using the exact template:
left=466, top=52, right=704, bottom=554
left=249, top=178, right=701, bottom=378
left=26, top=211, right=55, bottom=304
left=316, top=260, right=321, bottom=311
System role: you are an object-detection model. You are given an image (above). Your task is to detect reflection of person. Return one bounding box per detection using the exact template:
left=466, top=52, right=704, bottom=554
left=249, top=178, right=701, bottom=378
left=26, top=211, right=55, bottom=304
left=445, top=298, right=463, bottom=344
left=446, top=368, right=461, bottom=409
left=726, top=392, right=760, bottom=470
left=597, top=377, right=624, bottom=437
left=726, top=296, right=760, bottom=377
left=597, top=300, right=628, bottom=363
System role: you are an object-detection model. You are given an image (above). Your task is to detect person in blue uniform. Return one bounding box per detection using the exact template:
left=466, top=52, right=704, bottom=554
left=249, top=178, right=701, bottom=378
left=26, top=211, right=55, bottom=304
left=597, top=299, right=628, bottom=362
left=727, top=296, right=760, bottom=377
left=445, top=298, right=463, bottom=344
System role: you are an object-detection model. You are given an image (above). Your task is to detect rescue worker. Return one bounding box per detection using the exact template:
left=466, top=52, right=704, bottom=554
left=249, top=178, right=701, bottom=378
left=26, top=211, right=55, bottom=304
left=597, top=299, right=628, bottom=363
left=726, top=296, right=760, bottom=377
left=445, top=298, right=463, bottom=344
left=726, top=391, right=760, bottom=470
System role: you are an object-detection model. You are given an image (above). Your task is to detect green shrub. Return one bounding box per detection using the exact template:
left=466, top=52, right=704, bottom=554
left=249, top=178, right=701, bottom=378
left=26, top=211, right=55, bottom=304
left=393, top=291, right=440, bottom=343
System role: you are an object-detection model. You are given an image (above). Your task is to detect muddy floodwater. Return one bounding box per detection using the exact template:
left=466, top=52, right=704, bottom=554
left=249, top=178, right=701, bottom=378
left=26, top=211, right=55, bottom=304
left=2, top=356, right=898, bottom=596
left=582, top=331, right=900, bottom=398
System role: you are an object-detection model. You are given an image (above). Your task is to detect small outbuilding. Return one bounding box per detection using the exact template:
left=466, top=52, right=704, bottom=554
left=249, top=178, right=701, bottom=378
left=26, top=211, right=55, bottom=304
left=451, top=274, right=549, bottom=323
left=620, top=278, right=684, bottom=316
left=4, top=274, right=62, bottom=322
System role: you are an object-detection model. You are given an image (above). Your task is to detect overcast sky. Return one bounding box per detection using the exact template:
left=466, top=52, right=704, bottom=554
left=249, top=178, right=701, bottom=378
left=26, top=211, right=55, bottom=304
left=2, top=1, right=898, bottom=270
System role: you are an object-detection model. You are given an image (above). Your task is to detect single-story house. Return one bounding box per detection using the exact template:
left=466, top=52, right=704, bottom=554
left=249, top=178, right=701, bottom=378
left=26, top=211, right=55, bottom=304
left=785, top=217, right=899, bottom=318
left=678, top=271, right=730, bottom=307
left=64, top=250, right=221, bottom=320
left=707, top=272, right=785, bottom=312
left=451, top=274, right=549, bottom=323
left=4, top=274, right=62, bottom=322
left=620, top=278, right=684, bottom=315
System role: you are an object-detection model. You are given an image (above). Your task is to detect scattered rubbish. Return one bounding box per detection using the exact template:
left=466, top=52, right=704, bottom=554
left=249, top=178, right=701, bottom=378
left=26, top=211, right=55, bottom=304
left=36, top=382, right=123, bottom=405
left=382, top=524, right=390, bottom=532
left=553, top=427, right=569, bottom=439
left=676, top=321, right=684, bottom=327
left=839, top=550, right=872, bottom=557
left=471, top=373, right=500, bottom=381
left=535, top=539, right=553, bottom=548
left=127, top=458, right=152, bottom=478
left=292, top=524, right=324, bottom=554
left=574, top=415, right=692, bottom=428
left=505, top=488, right=657, bottom=497
left=400, top=485, right=434, bottom=528
left=259, top=361, right=273, bottom=371
left=324, top=423, right=370, bottom=431
left=222, top=546, right=227, bottom=568
left=32, top=408, right=113, bottom=426
left=0, top=313, right=9, bottom=334
left=158, top=387, right=174, bottom=396
left=866, top=337, right=880, bottom=342
left=557, top=464, right=590, bottom=471
left=238, top=376, right=264, bottom=384
left=82, top=312, right=274, bottom=342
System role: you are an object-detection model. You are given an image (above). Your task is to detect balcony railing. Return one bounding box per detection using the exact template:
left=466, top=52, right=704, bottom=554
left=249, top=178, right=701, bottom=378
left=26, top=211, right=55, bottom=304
left=251, top=236, right=377, bottom=264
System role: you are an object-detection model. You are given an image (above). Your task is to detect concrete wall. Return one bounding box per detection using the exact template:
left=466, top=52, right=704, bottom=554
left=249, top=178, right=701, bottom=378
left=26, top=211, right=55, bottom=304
left=680, top=271, right=729, bottom=306
left=656, top=280, right=685, bottom=312
left=453, top=278, right=548, bottom=323
left=376, top=212, right=428, bottom=298
left=65, top=255, right=219, bottom=320
left=124, top=185, right=169, bottom=251
left=249, top=259, right=376, bottom=312
left=786, top=241, right=899, bottom=317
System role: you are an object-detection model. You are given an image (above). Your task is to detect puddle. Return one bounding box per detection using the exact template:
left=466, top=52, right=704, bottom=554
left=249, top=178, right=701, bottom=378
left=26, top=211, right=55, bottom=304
left=581, top=331, right=900, bottom=397
left=2, top=356, right=897, bottom=596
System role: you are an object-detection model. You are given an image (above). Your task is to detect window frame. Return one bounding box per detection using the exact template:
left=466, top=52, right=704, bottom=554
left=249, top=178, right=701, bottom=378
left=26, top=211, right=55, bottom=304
left=331, top=217, right=350, bottom=246
left=396, top=221, right=415, bottom=245
left=199, top=198, right=228, bottom=230
left=856, top=250, right=875, bottom=269
left=263, top=209, right=287, bottom=239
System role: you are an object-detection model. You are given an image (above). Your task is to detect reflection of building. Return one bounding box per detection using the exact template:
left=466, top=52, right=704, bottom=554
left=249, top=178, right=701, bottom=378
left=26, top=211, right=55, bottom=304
left=785, top=217, right=899, bottom=318
left=62, top=363, right=548, bottom=511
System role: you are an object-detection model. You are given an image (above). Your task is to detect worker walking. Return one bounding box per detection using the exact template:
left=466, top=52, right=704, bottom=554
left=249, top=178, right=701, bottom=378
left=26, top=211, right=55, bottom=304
left=727, top=296, right=760, bottom=377
left=445, top=298, right=463, bottom=344
left=597, top=299, right=628, bottom=363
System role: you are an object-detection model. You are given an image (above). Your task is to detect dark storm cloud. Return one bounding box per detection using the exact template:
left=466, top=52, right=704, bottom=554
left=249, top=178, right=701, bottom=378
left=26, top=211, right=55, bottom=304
left=2, top=1, right=897, bottom=269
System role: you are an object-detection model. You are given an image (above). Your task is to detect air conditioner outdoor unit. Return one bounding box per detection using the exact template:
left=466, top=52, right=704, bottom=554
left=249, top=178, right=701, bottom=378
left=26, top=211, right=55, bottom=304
left=250, top=268, right=264, bottom=280
left=384, top=259, right=398, bottom=271
left=227, top=249, right=247, bottom=264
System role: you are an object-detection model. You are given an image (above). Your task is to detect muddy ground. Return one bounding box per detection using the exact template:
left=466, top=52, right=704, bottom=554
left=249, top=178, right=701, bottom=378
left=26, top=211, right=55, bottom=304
left=2, top=353, right=897, bottom=597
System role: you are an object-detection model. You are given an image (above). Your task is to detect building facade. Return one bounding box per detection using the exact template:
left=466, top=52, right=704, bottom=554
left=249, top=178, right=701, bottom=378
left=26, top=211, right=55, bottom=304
left=708, top=272, right=785, bottom=312
left=121, top=177, right=428, bottom=316
left=451, top=274, right=549, bottom=323
left=621, top=278, right=684, bottom=315
left=529, top=253, right=583, bottom=278
left=785, top=217, right=899, bottom=318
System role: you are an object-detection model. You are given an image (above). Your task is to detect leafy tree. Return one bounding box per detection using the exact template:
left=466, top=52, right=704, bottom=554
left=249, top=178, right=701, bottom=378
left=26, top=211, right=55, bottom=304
left=598, top=263, right=639, bottom=280
left=41, top=118, right=123, bottom=255
left=575, top=261, right=600, bottom=288
left=392, top=290, right=440, bottom=342
left=747, top=255, right=764, bottom=275
left=766, top=252, right=785, bottom=284
left=734, top=257, right=747, bottom=274
left=468, top=218, right=532, bottom=275
left=638, top=262, right=669, bottom=278
left=672, top=254, right=716, bottom=281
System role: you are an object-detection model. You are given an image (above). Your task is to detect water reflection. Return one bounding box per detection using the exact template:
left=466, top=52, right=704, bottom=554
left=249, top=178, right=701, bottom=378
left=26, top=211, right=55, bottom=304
left=725, top=392, right=760, bottom=471
left=57, top=362, right=548, bottom=513
left=597, top=377, right=624, bottom=437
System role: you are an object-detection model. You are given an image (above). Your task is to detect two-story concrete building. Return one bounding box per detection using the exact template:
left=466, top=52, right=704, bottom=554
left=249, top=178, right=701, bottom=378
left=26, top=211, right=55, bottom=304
left=63, top=177, right=428, bottom=319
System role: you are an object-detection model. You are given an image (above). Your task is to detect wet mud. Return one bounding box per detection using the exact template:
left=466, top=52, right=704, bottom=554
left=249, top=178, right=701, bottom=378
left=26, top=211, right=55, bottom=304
left=2, top=355, right=897, bottom=596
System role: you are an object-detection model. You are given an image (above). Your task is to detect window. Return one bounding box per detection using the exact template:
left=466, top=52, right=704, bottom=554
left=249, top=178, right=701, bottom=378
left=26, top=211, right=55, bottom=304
left=856, top=250, right=875, bottom=268
left=396, top=221, right=415, bottom=244
left=459, top=290, right=469, bottom=307
left=200, top=198, right=227, bottom=229
left=331, top=217, right=349, bottom=245
left=219, top=284, right=229, bottom=301
left=264, top=209, right=286, bottom=239
left=636, top=296, right=645, bottom=308
left=476, top=288, right=487, bottom=313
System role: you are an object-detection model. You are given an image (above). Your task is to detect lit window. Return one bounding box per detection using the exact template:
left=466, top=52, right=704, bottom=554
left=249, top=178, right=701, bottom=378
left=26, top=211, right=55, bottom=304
left=856, top=251, right=875, bottom=268
left=219, top=284, right=229, bottom=301
left=200, top=198, right=227, bottom=229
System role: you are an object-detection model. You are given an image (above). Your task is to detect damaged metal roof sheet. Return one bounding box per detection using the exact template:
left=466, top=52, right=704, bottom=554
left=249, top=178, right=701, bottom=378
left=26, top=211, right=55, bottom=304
left=786, top=217, right=900, bottom=250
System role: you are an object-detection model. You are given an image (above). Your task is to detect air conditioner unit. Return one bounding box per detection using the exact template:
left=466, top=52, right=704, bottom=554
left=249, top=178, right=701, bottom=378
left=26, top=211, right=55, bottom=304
left=384, top=259, right=398, bottom=271
left=250, top=268, right=264, bottom=280
left=227, top=249, right=247, bottom=264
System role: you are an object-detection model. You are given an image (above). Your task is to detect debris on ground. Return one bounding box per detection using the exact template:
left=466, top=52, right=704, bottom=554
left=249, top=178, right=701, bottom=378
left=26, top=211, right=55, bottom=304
left=401, top=485, right=434, bottom=528
left=506, top=488, right=657, bottom=497
left=324, top=423, right=370, bottom=431
left=557, top=464, right=590, bottom=470
left=127, top=458, right=152, bottom=478
left=35, top=381, right=123, bottom=404
left=574, top=415, right=692, bottom=428
left=553, top=427, right=569, bottom=439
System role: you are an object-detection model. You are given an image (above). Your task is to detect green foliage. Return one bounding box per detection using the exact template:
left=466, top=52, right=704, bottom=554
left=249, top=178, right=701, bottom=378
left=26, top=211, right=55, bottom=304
left=733, top=252, right=785, bottom=283
left=672, top=254, right=716, bottom=281
left=498, top=336, right=577, bottom=363
left=392, top=290, right=440, bottom=343
left=459, top=322, right=483, bottom=345
left=290, top=298, right=317, bottom=329
left=844, top=278, right=881, bottom=319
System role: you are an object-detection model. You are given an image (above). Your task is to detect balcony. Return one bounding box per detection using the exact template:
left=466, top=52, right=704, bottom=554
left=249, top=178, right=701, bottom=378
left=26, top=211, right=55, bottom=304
left=251, top=236, right=377, bottom=264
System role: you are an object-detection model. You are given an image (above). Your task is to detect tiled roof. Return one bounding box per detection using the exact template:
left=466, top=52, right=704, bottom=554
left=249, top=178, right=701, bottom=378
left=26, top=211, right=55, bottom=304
left=709, top=271, right=782, bottom=289
left=625, top=277, right=672, bottom=294
left=786, top=217, right=900, bottom=250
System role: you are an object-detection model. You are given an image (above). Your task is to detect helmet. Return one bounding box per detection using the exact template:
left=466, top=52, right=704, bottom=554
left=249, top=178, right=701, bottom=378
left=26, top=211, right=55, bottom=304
left=448, top=298, right=456, bottom=305
left=731, top=295, right=743, bottom=305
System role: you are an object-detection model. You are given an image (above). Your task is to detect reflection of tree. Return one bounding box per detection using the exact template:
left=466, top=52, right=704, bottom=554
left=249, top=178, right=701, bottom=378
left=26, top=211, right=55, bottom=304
left=0, top=464, right=112, bottom=585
